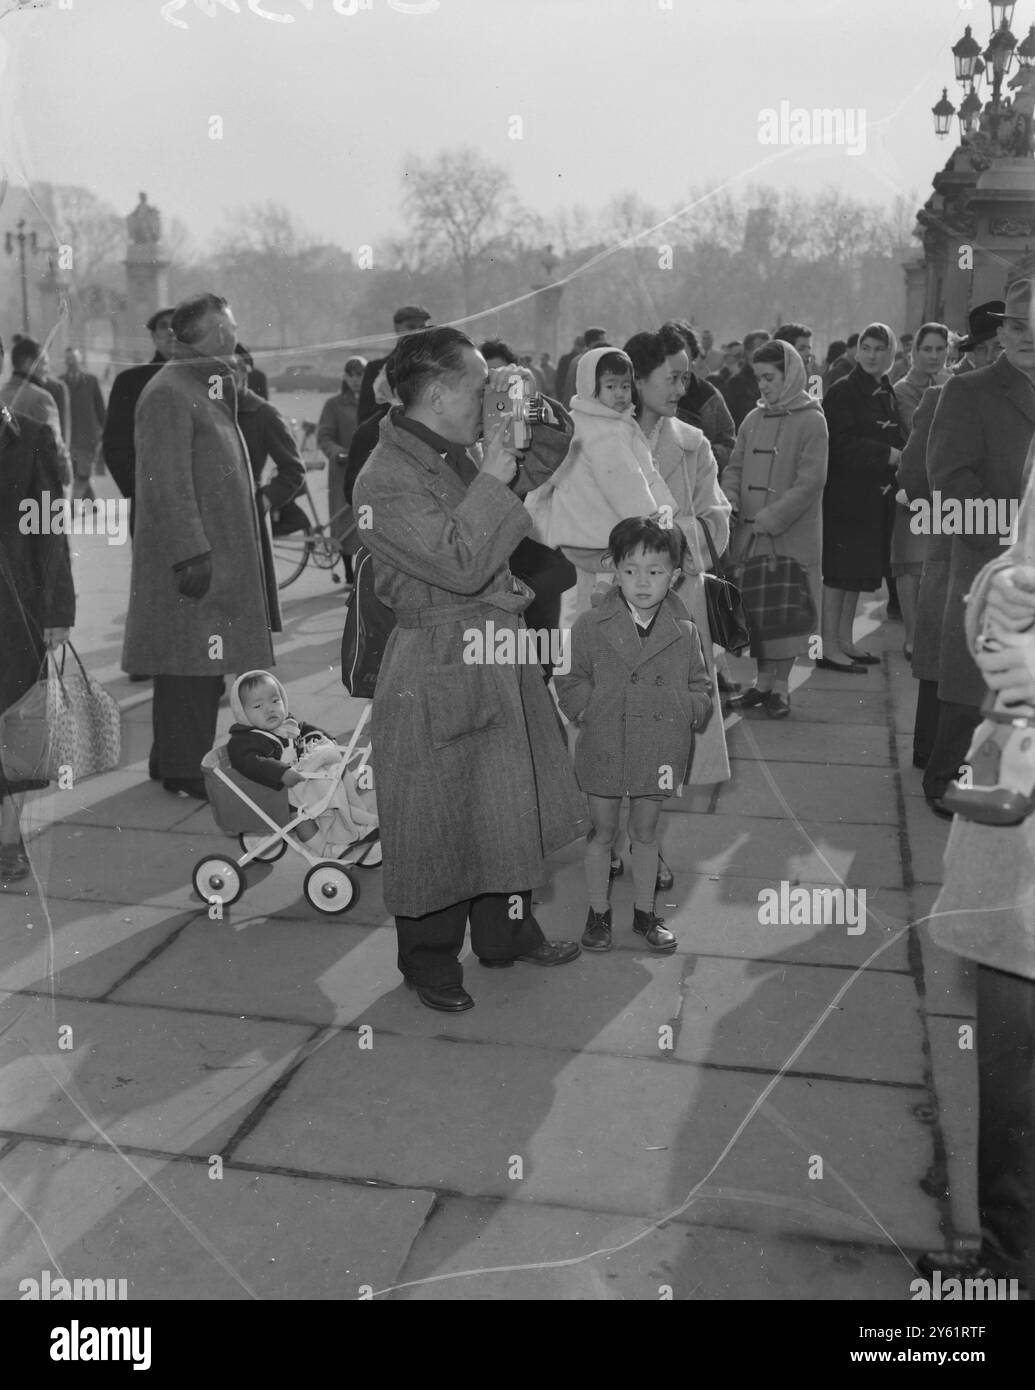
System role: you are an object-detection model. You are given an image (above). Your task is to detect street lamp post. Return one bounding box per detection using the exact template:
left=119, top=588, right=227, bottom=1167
left=3, top=218, right=39, bottom=333
left=934, top=0, right=1034, bottom=155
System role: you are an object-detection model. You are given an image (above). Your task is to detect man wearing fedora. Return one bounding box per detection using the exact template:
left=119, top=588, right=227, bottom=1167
left=953, top=299, right=1006, bottom=375
left=356, top=305, right=432, bottom=423
left=922, top=279, right=1035, bottom=817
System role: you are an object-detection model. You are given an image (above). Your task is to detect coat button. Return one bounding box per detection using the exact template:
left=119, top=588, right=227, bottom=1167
left=630, top=673, right=639, bottom=683
left=655, top=675, right=664, bottom=686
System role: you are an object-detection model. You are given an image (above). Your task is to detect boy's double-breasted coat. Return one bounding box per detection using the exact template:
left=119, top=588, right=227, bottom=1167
left=352, top=410, right=589, bottom=919
left=121, top=346, right=277, bottom=677
left=555, top=587, right=713, bottom=797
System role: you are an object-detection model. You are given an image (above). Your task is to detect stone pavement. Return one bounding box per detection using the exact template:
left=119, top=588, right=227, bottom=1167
left=0, top=526, right=977, bottom=1300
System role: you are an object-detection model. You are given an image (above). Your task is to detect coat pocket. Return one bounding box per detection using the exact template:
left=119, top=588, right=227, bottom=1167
left=425, top=664, right=506, bottom=749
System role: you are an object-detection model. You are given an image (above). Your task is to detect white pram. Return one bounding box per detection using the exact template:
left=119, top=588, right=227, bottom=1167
left=192, top=704, right=379, bottom=917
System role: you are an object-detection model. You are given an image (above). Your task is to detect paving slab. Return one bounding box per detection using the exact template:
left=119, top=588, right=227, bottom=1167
left=760, top=689, right=890, bottom=726
left=0, top=899, right=192, bottom=1000
left=0, top=993, right=312, bottom=1157
left=657, top=813, right=904, bottom=890
left=234, top=1032, right=940, bottom=1246
left=673, top=956, right=924, bottom=1085
left=0, top=1140, right=433, bottom=1301
left=713, top=758, right=898, bottom=824
left=926, top=1017, right=979, bottom=1240
left=919, top=936, right=977, bottom=1018
left=902, top=795, right=952, bottom=885
left=22, top=771, right=205, bottom=836
left=723, top=718, right=890, bottom=766
left=391, top=1195, right=915, bottom=1300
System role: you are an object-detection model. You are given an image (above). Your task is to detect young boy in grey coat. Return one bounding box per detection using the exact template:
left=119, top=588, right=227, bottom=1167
left=555, top=517, right=712, bottom=953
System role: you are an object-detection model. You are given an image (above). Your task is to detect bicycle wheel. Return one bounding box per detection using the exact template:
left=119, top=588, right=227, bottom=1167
left=271, top=525, right=311, bottom=589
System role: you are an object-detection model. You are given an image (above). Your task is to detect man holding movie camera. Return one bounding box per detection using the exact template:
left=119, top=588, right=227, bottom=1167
left=352, top=326, right=586, bottom=1012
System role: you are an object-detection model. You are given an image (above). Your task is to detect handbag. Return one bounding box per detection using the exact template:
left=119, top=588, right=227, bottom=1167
left=0, top=642, right=121, bottom=785
left=341, top=544, right=396, bottom=698
left=733, top=534, right=817, bottom=642
left=700, top=521, right=751, bottom=655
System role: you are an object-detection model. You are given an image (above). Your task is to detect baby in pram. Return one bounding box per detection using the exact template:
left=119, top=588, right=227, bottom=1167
left=227, top=670, right=378, bottom=860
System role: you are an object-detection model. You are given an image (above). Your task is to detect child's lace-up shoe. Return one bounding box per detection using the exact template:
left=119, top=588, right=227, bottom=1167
left=632, top=908, right=677, bottom=953
left=581, top=907, right=613, bottom=952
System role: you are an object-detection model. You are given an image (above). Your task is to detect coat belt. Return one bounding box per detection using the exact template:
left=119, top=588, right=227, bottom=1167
left=393, top=598, right=526, bottom=628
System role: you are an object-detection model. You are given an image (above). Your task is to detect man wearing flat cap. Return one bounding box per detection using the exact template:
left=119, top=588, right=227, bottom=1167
left=357, top=305, right=431, bottom=423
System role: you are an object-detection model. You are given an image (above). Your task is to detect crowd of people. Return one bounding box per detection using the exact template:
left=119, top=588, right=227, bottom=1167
left=2, top=278, right=1035, bottom=1294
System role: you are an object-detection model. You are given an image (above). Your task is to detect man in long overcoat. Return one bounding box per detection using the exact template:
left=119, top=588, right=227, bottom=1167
left=353, top=327, right=587, bottom=1013
left=924, top=279, right=1035, bottom=811
left=121, top=293, right=277, bottom=798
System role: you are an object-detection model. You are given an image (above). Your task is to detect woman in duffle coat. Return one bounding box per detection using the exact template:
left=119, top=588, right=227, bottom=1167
left=624, top=324, right=732, bottom=787
left=721, top=339, right=828, bottom=718
left=352, top=409, right=588, bottom=921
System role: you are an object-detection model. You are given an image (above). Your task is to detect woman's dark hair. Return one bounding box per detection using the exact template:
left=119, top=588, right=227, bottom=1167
left=825, top=340, right=847, bottom=365
left=751, top=341, right=786, bottom=369
left=913, top=321, right=950, bottom=350
left=859, top=323, right=892, bottom=350
left=623, top=323, right=688, bottom=381
left=393, top=326, right=474, bottom=408
left=478, top=338, right=517, bottom=365
left=672, top=320, right=700, bottom=360
left=594, top=350, right=632, bottom=391
left=608, top=516, right=685, bottom=570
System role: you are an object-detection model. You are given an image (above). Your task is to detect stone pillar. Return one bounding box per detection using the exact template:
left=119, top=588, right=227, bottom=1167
left=902, top=257, right=927, bottom=330
left=122, top=244, right=170, bottom=364
left=967, top=158, right=1035, bottom=302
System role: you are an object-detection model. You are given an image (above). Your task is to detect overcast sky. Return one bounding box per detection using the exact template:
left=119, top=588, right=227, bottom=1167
left=0, top=0, right=991, bottom=254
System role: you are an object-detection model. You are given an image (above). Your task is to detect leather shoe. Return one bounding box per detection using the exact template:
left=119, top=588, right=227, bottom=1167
left=632, top=908, right=677, bottom=953
left=581, top=907, right=613, bottom=952
left=926, top=796, right=954, bottom=821
left=162, top=777, right=208, bottom=800
left=655, top=857, right=674, bottom=893
left=842, top=650, right=880, bottom=665
left=766, top=691, right=790, bottom=718
left=726, top=686, right=770, bottom=711
left=404, top=978, right=474, bottom=1012
left=816, top=657, right=867, bottom=674
left=479, top=940, right=581, bottom=968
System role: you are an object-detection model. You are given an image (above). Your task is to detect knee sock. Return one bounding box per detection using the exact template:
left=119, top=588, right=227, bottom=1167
left=630, top=839, right=658, bottom=912
left=586, top=837, right=612, bottom=913
left=771, top=678, right=790, bottom=694
left=755, top=671, right=775, bottom=692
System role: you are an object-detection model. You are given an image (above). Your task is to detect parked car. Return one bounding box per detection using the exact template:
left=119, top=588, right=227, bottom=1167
left=269, top=365, right=342, bottom=393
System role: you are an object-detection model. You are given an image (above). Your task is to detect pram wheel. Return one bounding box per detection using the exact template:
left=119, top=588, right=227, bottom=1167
left=193, top=856, right=245, bottom=907
left=239, top=833, right=287, bottom=863
left=303, top=860, right=356, bottom=915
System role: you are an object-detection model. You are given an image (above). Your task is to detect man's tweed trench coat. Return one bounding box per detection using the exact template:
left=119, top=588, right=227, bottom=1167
left=353, top=411, right=589, bottom=919
left=121, top=346, right=277, bottom=676
left=926, top=353, right=1035, bottom=708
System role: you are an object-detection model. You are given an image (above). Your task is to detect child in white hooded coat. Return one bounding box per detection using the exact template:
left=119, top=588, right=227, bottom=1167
left=532, top=347, right=680, bottom=621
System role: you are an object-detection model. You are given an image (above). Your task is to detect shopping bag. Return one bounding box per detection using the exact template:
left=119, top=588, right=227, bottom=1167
left=0, top=643, right=121, bottom=785
left=732, top=535, right=816, bottom=642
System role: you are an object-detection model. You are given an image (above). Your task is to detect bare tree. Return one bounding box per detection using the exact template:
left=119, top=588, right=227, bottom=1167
left=402, top=146, right=529, bottom=315
left=30, top=183, right=124, bottom=283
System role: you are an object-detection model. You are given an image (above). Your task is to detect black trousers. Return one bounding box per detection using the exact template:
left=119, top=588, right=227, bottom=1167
left=977, top=964, right=1035, bottom=1289
left=913, top=678, right=940, bottom=766
left=396, top=890, right=546, bottom=988
left=151, top=674, right=223, bottom=781
left=922, top=698, right=982, bottom=801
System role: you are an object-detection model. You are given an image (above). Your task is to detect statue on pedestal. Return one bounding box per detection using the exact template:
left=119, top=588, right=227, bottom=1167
left=127, top=192, right=162, bottom=248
